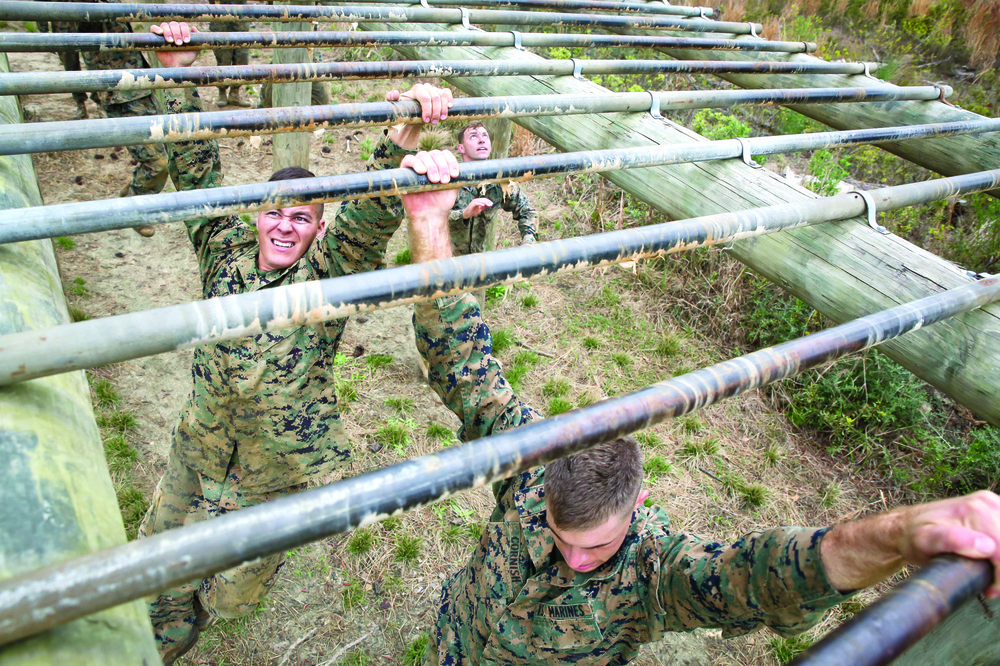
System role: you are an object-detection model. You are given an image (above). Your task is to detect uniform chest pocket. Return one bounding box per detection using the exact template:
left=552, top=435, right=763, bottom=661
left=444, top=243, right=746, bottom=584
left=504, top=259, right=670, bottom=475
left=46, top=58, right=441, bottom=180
left=531, top=603, right=604, bottom=652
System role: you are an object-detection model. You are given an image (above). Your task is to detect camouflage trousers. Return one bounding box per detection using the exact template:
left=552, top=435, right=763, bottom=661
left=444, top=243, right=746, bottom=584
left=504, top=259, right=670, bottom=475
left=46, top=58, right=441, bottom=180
left=138, top=449, right=306, bottom=657
left=211, top=18, right=251, bottom=69
left=104, top=90, right=223, bottom=197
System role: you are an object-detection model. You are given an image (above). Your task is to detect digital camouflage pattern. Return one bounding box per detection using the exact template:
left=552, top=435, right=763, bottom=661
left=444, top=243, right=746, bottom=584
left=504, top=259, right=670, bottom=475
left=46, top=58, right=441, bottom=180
left=172, top=135, right=409, bottom=494
left=413, top=294, right=853, bottom=665
left=138, top=449, right=304, bottom=657
left=144, top=135, right=410, bottom=658
left=448, top=182, right=538, bottom=256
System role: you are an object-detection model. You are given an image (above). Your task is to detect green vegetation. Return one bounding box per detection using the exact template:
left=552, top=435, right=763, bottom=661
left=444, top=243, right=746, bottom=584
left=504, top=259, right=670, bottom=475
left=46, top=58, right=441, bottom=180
left=655, top=333, right=682, bottom=357
left=55, top=236, right=75, bottom=250
left=366, top=354, right=394, bottom=370
left=358, top=136, right=377, bottom=161
left=344, top=649, right=373, bottom=666
left=70, top=276, right=90, bottom=297
left=677, top=438, right=719, bottom=459
left=634, top=431, right=662, bottom=448
left=376, top=419, right=413, bottom=455
left=521, top=293, right=540, bottom=308
left=347, top=528, right=375, bottom=555
left=546, top=397, right=573, bottom=416
left=426, top=422, right=455, bottom=443
left=405, top=634, right=430, bottom=666
left=342, top=577, right=366, bottom=609
left=542, top=378, right=571, bottom=398
left=385, top=396, right=415, bottom=414
left=485, top=285, right=507, bottom=305
left=395, top=535, right=423, bottom=562
left=692, top=110, right=765, bottom=165
left=643, top=455, right=673, bottom=481
left=582, top=336, right=602, bottom=350
left=611, top=352, right=631, bottom=368
left=506, top=350, right=543, bottom=392
left=770, top=634, right=813, bottom=663
left=491, top=327, right=515, bottom=354
left=382, top=515, right=402, bottom=532
left=394, top=248, right=412, bottom=265
left=680, top=416, right=704, bottom=434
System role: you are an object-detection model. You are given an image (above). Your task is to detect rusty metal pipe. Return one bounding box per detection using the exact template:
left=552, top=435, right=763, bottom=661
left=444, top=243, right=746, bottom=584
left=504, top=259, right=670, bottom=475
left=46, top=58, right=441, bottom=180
left=789, top=556, right=993, bottom=666
left=0, top=59, right=877, bottom=96
left=1, top=168, right=999, bottom=385
left=0, top=1, right=745, bottom=33
left=3, top=119, right=998, bottom=243
left=0, top=86, right=957, bottom=155
left=0, top=29, right=817, bottom=53
left=0, top=0, right=715, bottom=20
left=0, top=275, right=998, bottom=645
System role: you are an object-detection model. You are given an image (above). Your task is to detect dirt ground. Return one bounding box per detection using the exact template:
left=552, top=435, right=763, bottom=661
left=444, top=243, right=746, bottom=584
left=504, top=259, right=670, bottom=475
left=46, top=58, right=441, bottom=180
left=13, top=39, right=910, bottom=666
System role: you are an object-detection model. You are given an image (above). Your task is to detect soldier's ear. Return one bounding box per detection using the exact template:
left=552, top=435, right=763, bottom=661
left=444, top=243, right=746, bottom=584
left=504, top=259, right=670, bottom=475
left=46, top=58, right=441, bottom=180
left=457, top=143, right=466, bottom=156
left=634, top=489, right=651, bottom=510
left=315, top=219, right=328, bottom=241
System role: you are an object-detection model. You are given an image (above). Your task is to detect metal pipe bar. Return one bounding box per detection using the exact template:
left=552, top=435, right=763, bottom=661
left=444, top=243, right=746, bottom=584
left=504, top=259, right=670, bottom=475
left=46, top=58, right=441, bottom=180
left=4, top=119, right=998, bottom=243
left=0, top=86, right=954, bottom=156
left=0, top=1, right=746, bottom=33
left=314, top=0, right=715, bottom=17
left=0, top=0, right=714, bottom=19
left=1, top=168, right=998, bottom=386
left=0, top=59, right=878, bottom=96
left=0, top=274, right=997, bottom=644
left=0, top=30, right=817, bottom=54
left=789, top=556, right=993, bottom=666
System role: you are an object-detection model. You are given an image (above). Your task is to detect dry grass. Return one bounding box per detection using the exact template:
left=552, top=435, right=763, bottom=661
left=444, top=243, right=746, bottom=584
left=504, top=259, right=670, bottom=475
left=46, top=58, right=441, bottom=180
left=964, top=0, right=1000, bottom=70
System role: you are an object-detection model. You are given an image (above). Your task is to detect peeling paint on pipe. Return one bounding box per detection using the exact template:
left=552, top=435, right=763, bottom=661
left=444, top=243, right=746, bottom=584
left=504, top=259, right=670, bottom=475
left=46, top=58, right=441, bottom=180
left=789, top=556, right=993, bottom=666
left=0, top=169, right=998, bottom=386
left=2, top=120, right=998, bottom=242
left=0, top=29, right=817, bottom=54
left=0, top=87, right=957, bottom=155
left=0, top=1, right=742, bottom=32
left=0, top=276, right=998, bottom=645
left=1, top=59, right=878, bottom=96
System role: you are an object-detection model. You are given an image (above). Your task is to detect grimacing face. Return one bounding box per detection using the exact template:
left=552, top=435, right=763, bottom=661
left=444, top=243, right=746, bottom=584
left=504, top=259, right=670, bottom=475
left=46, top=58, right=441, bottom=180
left=457, top=126, right=492, bottom=162
left=256, top=204, right=326, bottom=272
left=547, top=489, right=650, bottom=572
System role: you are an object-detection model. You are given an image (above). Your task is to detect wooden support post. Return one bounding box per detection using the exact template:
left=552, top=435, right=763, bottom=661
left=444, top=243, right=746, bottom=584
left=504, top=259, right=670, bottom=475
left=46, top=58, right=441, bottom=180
left=0, top=54, right=160, bottom=665
left=357, top=20, right=1000, bottom=427
left=272, top=1, right=313, bottom=170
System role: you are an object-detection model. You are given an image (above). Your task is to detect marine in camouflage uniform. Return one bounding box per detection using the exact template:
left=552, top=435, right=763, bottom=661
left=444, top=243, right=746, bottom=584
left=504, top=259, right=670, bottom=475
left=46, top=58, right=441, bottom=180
left=36, top=1, right=89, bottom=119
left=449, top=122, right=537, bottom=255
left=76, top=1, right=223, bottom=235
left=138, top=135, right=412, bottom=663
left=448, top=183, right=538, bottom=255
left=412, top=293, right=853, bottom=665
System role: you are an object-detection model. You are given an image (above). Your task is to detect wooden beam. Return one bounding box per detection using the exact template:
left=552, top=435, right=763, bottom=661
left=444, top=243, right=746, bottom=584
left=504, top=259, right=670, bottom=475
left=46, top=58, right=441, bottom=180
left=356, top=21, right=1000, bottom=427
left=271, top=1, right=313, bottom=170
left=0, top=54, right=159, bottom=665
left=614, top=26, right=1000, bottom=192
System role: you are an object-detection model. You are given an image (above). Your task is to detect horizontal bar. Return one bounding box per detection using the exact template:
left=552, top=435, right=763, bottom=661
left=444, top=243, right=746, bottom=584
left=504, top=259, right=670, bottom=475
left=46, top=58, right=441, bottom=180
left=2, top=168, right=999, bottom=386
left=5, top=119, right=998, bottom=243
left=0, top=86, right=954, bottom=156
left=789, top=556, right=993, bottom=666
left=1, top=274, right=997, bottom=644
left=0, top=1, right=748, bottom=33
left=0, top=30, right=817, bottom=54
left=0, top=59, right=879, bottom=96
left=313, top=0, right=715, bottom=17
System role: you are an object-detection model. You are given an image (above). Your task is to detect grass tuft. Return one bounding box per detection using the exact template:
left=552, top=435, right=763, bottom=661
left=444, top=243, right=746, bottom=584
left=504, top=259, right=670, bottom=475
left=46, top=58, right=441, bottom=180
left=739, top=482, right=770, bottom=508
left=582, top=336, right=602, bottom=350
left=656, top=333, right=682, bottom=357
left=347, top=528, right=375, bottom=555
left=394, top=248, right=412, bottom=265
left=770, top=635, right=812, bottom=663
left=366, top=354, right=394, bottom=370
left=55, top=236, right=75, bottom=250
left=521, top=293, right=540, bottom=308
left=491, top=328, right=514, bottom=354
left=404, top=634, right=430, bottom=666
left=342, top=577, right=365, bottom=609
left=426, top=422, right=455, bottom=443
left=376, top=419, right=412, bottom=454
left=611, top=352, right=632, bottom=368
left=677, top=438, right=719, bottom=459
left=546, top=397, right=573, bottom=416
left=395, top=535, right=423, bottom=562
left=643, top=455, right=673, bottom=479
left=542, top=378, right=571, bottom=398
left=385, top=396, right=415, bottom=413
left=680, top=416, right=704, bottom=433
left=635, top=431, right=662, bottom=448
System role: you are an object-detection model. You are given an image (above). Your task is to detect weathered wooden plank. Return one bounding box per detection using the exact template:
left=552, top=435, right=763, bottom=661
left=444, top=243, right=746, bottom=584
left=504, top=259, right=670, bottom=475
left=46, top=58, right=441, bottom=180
left=614, top=26, right=1000, bottom=189
left=0, top=53, right=159, bottom=666
left=356, top=21, right=1000, bottom=427
left=272, top=1, right=313, bottom=170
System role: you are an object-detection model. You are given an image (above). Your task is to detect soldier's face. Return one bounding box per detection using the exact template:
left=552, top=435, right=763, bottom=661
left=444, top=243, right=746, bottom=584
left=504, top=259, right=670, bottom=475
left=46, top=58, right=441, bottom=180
left=457, top=127, right=491, bottom=162
left=547, top=489, right=650, bottom=573
left=256, top=205, right=326, bottom=272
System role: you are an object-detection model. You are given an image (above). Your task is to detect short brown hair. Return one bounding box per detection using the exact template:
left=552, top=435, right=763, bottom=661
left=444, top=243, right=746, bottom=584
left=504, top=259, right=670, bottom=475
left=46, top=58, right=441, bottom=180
left=545, top=436, right=643, bottom=530
left=456, top=121, right=488, bottom=144
left=268, top=166, right=324, bottom=219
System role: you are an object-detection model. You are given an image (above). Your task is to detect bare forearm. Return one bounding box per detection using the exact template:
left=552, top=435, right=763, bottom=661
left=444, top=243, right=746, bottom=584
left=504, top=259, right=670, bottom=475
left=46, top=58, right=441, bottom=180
left=408, top=213, right=453, bottom=263
left=820, top=509, right=908, bottom=592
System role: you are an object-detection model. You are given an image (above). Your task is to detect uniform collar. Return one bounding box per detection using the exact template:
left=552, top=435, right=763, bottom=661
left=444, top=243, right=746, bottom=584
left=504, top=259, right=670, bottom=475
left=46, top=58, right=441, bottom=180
left=514, top=483, right=653, bottom=587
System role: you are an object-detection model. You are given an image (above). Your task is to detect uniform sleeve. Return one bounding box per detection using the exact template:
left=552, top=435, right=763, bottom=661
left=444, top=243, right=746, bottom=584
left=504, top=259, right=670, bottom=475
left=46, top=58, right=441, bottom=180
left=325, top=134, right=412, bottom=277
left=185, top=215, right=249, bottom=284
left=414, top=293, right=541, bottom=442
left=643, top=526, right=854, bottom=638
left=501, top=184, right=538, bottom=244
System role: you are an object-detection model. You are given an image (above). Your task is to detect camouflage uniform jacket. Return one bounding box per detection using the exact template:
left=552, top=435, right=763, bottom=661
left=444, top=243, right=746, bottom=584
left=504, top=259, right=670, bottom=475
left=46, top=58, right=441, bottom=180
left=172, top=137, right=409, bottom=493
left=73, top=0, right=154, bottom=106
left=414, top=294, right=853, bottom=665
left=447, top=182, right=538, bottom=256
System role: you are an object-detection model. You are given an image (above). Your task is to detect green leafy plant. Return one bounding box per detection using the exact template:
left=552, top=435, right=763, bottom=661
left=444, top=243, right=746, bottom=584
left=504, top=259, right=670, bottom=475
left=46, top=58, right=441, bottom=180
left=394, top=248, right=412, bottom=265
left=485, top=285, right=507, bottom=305
left=55, top=236, right=75, bottom=250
